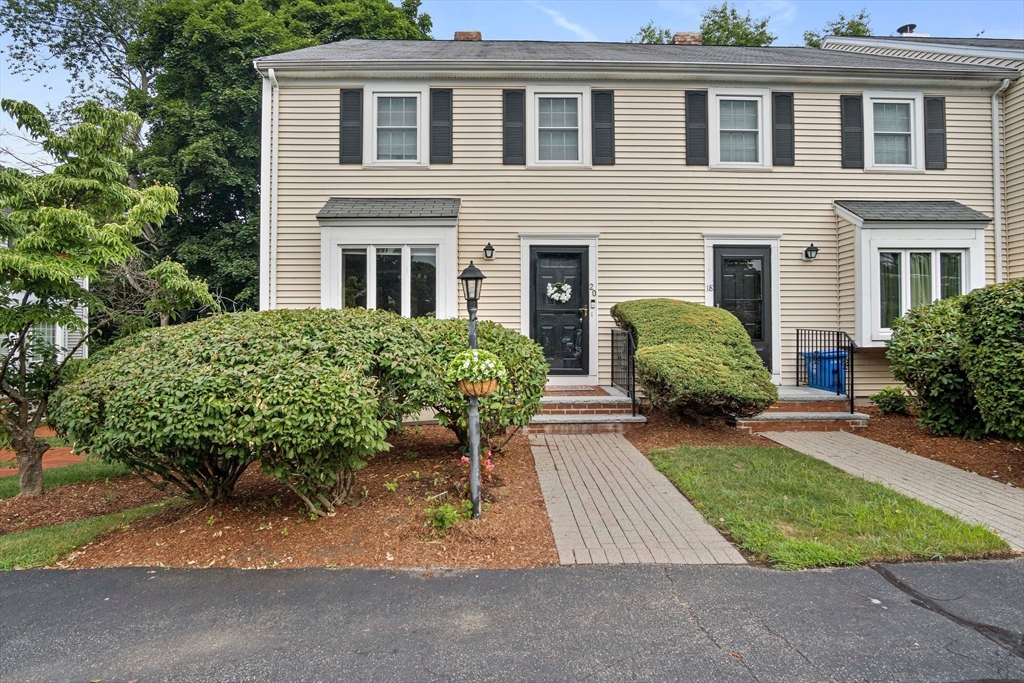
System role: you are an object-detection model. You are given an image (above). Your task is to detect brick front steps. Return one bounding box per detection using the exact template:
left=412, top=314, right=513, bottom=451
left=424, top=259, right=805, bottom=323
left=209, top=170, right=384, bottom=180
left=734, top=386, right=869, bottom=433
left=528, top=387, right=646, bottom=434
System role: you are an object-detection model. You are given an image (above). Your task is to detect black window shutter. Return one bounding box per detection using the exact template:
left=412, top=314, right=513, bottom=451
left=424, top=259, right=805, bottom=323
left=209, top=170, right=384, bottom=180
left=840, top=95, right=863, bottom=169
left=924, top=97, right=947, bottom=170
left=592, top=90, right=615, bottom=165
left=685, top=91, right=708, bottom=166
left=339, top=88, right=363, bottom=164
left=772, top=92, right=795, bottom=166
left=430, top=89, right=453, bottom=164
left=503, top=89, right=526, bottom=165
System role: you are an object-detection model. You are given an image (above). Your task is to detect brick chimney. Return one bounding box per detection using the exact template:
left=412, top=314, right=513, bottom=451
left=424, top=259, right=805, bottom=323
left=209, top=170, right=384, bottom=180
left=671, top=31, right=702, bottom=45
left=454, top=31, right=482, bottom=41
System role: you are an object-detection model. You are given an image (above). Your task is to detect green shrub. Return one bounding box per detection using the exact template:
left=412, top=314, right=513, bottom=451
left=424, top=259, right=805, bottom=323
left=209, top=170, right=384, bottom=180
left=959, top=278, right=1024, bottom=440
left=887, top=297, right=985, bottom=438
left=870, top=386, right=912, bottom=415
left=50, top=309, right=440, bottom=515
left=415, top=318, right=547, bottom=448
left=611, top=298, right=777, bottom=418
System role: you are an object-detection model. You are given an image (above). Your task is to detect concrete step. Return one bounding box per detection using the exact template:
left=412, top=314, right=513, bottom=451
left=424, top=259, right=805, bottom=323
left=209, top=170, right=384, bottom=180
left=525, top=413, right=647, bottom=435
left=734, top=411, right=869, bottom=434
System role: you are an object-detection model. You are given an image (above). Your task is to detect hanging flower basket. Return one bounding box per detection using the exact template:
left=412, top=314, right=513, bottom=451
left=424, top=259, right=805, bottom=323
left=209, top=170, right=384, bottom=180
left=448, top=349, right=507, bottom=397
left=457, top=378, right=499, bottom=397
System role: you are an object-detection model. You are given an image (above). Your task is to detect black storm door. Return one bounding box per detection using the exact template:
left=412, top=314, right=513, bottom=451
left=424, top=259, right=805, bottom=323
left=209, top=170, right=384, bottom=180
left=714, top=246, right=772, bottom=372
left=531, top=247, right=588, bottom=375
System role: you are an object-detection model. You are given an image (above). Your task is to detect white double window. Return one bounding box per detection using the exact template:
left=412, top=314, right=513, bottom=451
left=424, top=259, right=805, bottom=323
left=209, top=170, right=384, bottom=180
left=709, top=88, right=771, bottom=169
left=339, top=245, right=438, bottom=318
left=863, top=92, right=925, bottom=171
left=365, top=85, right=429, bottom=165
left=527, top=85, right=591, bottom=166
left=876, top=249, right=965, bottom=332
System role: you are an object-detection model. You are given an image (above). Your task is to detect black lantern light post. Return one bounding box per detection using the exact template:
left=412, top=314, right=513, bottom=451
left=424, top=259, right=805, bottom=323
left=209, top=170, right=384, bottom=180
left=458, top=261, right=486, bottom=519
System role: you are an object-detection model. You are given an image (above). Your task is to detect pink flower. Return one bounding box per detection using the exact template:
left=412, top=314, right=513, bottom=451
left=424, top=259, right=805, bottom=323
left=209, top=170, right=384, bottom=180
left=460, top=456, right=470, bottom=464
left=483, top=459, right=494, bottom=471
left=486, top=450, right=493, bottom=457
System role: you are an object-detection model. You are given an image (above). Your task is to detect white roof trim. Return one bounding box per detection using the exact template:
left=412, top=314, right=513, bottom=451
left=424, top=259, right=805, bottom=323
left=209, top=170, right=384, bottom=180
left=822, top=36, right=1024, bottom=62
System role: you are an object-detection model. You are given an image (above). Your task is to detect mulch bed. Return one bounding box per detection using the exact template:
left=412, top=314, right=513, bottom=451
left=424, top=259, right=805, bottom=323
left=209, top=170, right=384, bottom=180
left=625, top=409, right=781, bottom=453
left=859, top=407, right=1023, bottom=487
left=0, top=476, right=168, bottom=535
left=60, top=426, right=558, bottom=570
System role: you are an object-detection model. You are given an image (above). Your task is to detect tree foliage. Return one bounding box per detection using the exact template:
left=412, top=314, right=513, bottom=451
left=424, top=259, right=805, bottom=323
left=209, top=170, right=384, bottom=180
left=0, top=99, right=178, bottom=495
left=628, top=20, right=672, bottom=44
left=804, top=8, right=871, bottom=48
left=699, top=2, right=776, bottom=47
left=132, top=0, right=433, bottom=308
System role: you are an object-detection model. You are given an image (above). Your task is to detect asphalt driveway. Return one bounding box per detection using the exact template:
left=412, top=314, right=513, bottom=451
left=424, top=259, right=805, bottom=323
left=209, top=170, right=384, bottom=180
left=1, top=559, right=1022, bottom=682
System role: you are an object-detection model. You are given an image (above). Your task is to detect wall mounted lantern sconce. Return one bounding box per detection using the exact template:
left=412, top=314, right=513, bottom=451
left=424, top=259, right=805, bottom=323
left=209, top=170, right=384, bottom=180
left=483, top=242, right=495, bottom=260
left=803, top=243, right=819, bottom=261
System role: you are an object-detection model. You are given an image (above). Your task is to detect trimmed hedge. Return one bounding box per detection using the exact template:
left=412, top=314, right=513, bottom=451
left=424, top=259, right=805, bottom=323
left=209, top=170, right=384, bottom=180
left=959, top=278, right=1024, bottom=440
left=415, top=317, right=548, bottom=448
left=611, top=298, right=777, bottom=418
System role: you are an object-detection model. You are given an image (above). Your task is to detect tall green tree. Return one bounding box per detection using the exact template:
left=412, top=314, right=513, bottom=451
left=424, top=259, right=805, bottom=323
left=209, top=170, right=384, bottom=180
left=0, top=99, right=178, bottom=496
left=133, top=0, right=433, bottom=308
left=700, top=2, right=776, bottom=47
left=628, top=20, right=672, bottom=44
left=804, top=9, right=871, bottom=48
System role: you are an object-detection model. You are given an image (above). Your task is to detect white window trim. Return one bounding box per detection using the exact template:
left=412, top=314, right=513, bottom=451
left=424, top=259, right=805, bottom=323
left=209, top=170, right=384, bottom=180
left=363, top=84, right=430, bottom=166
left=702, top=234, right=782, bottom=385
left=863, top=91, right=926, bottom=173
left=708, top=87, right=772, bottom=171
left=526, top=85, right=591, bottom=168
left=519, top=233, right=599, bottom=386
left=852, top=226, right=986, bottom=347
left=320, top=221, right=457, bottom=318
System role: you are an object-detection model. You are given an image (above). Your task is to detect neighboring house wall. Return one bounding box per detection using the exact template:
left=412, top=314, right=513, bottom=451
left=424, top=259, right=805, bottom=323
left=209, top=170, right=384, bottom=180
left=825, top=40, right=1024, bottom=280
left=269, top=82, right=997, bottom=392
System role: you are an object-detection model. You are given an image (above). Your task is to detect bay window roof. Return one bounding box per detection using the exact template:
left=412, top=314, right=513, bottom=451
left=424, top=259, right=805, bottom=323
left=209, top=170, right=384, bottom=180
left=834, top=200, right=991, bottom=225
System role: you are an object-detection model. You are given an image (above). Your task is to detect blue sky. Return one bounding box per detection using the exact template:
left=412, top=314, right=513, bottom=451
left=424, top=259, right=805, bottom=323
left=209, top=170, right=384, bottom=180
left=2, top=0, right=1023, bottom=167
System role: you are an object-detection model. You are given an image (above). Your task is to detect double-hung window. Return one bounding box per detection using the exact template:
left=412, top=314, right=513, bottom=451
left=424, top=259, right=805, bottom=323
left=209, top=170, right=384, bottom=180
left=526, top=86, right=591, bottom=166
left=877, top=249, right=964, bottom=331
left=863, top=92, right=925, bottom=171
left=340, top=245, right=438, bottom=318
left=708, top=88, right=771, bottom=169
left=365, top=86, right=429, bottom=165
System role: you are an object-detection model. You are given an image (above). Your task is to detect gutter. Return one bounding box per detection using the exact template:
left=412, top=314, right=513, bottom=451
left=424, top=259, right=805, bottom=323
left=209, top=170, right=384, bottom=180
left=992, top=78, right=1011, bottom=284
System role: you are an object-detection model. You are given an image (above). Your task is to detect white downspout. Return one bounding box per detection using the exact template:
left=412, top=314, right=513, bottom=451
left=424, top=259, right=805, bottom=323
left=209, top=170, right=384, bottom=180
left=268, top=68, right=280, bottom=308
left=991, top=78, right=1010, bottom=284
left=259, top=72, right=273, bottom=310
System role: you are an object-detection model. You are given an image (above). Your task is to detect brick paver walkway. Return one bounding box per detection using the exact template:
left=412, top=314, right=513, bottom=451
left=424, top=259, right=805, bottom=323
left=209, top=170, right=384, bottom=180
left=762, top=431, right=1024, bottom=551
left=530, top=433, right=745, bottom=565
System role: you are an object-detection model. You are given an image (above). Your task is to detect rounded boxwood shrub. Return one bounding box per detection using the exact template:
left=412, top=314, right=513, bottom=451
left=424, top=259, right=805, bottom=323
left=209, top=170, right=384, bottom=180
left=959, top=278, right=1024, bottom=440
left=870, top=386, right=912, bottom=415
left=887, top=297, right=984, bottom=438
left=611, top=298, right=777, bottom=418
left=50, top=309, right=441, bottom=514
left=414, top=317, right=548, bottom=448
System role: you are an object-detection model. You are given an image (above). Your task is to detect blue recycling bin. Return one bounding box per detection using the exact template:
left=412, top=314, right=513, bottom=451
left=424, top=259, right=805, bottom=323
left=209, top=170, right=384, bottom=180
left=801, top=349, right=848, bottom=393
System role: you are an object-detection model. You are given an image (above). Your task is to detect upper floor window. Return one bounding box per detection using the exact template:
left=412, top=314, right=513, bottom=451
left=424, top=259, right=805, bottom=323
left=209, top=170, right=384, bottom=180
left=708, top=88, right=771, bottom=170
left=526, top=85, right=591, bottom=167
left=863, top=92, right=925, bottom=171
left=376, top=96, right=418, bottom=161
left=364, top=85, right=429, bottom=166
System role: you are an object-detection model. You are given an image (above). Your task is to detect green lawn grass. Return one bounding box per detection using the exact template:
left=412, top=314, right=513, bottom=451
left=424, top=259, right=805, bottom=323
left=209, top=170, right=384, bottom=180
left=0, top=461, right=130, bottom=500
left=0, top=499, right=183, bottom=570
left=650, top=445, right=1010, bottom=570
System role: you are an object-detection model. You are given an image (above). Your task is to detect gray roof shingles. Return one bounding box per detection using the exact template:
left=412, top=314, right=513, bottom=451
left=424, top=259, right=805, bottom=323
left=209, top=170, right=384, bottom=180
left=255, top=39, right=1017, bottom=75
left=317, top=198, right=461, bottom=220
left=835, top=200, right=991, bottom=222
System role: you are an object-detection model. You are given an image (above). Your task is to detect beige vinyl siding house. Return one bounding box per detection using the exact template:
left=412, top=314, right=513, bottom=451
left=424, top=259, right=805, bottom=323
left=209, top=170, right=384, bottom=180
left=824, top=36, right=1024, bottom=282
left=255, top=40, right=1017, bottom=395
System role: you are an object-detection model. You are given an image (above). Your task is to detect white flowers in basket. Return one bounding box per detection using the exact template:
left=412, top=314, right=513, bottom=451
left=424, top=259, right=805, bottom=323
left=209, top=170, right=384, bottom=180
left=546, top=282, right=572, bottom=303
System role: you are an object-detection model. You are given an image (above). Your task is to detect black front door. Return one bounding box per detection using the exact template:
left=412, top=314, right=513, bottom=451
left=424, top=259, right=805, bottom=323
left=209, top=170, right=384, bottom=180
left=531, top=247, right=588, bottom=375
left=714, top=246, right=772, bottom=372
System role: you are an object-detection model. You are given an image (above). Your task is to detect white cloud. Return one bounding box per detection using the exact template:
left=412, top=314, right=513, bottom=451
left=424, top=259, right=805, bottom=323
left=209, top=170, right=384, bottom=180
left=528, top=2, right=599, bottom=41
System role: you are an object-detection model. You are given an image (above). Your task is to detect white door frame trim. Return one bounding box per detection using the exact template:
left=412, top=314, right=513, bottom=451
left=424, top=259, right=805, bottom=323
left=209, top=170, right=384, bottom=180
left=520, top=234, right=599, bottom=387
left=703, top=235, right=782, bottom=385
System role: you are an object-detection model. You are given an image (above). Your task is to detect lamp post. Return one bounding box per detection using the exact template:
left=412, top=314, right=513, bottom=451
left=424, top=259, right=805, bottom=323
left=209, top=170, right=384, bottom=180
left=458, top=261, right=486, bottom=519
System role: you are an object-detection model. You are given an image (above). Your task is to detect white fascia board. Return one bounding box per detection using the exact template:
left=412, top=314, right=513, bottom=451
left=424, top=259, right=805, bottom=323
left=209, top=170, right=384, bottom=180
left=822, top=36, right=1024, bottom=62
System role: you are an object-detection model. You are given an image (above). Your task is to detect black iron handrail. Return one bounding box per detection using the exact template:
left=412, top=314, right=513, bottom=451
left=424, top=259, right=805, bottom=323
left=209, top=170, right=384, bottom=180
left=796, top=329, right=857, bottom=414
left=611, top=327, right=638, bottom=416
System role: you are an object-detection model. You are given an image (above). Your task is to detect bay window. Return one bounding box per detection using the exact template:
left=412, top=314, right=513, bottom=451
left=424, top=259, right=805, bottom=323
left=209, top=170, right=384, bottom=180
left=877, top=249, right=964, bottom=330
left=340, top=245, right=437, bottom=318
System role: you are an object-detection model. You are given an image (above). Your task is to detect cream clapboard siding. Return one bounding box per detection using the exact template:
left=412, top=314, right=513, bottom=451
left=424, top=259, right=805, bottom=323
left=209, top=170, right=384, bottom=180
left=827, top=42, right=1024, bottom=280
left=273, top=83, right=996, bottom=389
